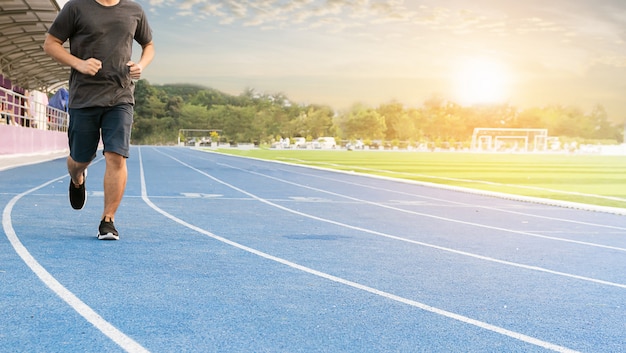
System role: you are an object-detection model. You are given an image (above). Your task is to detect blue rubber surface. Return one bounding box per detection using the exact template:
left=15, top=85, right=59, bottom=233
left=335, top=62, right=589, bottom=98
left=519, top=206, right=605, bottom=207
left=1, top=146, right=625, bottom=352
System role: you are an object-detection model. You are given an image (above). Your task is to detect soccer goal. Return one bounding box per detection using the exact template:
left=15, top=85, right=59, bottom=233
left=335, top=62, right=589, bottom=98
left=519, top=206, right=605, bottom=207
left=471, top=128, right=549, bottom=152
left=178, top=129, right=222, bottom=147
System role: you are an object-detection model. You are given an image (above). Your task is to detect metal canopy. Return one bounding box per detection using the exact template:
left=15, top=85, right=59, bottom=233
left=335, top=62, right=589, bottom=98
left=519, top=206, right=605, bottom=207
left=0, top=0, right=69, bottom=91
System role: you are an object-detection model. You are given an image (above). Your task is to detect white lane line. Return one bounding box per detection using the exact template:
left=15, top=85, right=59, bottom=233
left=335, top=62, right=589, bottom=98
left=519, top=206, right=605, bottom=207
left=2, top=176, right=149, bottom=353
left=161, top=148, right=626, bottom=289
left=280, top=167, right=626, bottom=231
left=224, top=163, right=626, bottom=253
left=281, top=158, right=626, bottom=203
left=226, top=152, right=626, bottom=215
left=140, top=147, right=580, bottom=353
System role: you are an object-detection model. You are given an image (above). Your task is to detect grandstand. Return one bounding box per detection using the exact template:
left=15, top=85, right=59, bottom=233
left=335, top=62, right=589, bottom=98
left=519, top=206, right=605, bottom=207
left=0, top=0, right=70, bottom=155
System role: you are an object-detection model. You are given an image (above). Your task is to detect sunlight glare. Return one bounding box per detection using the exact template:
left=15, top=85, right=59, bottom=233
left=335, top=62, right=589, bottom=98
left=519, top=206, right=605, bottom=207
left=452, top=57, right=510, bottom=105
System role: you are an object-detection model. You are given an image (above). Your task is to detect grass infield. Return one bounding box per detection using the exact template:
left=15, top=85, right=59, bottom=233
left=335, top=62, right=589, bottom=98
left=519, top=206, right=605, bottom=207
left=213, top=148, right=626, bottom=210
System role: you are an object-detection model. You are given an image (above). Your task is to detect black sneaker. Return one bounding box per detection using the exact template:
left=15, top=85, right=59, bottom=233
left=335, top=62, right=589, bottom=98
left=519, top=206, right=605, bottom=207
left=69, top=170, right=87, bottom=210
left=98, top=218, right=119, bottom=240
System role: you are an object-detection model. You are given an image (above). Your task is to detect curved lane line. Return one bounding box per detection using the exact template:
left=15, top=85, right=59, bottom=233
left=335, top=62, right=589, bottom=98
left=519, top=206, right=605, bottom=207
left=281, top=158, right=626, bottom=204
left=222, top=162, right=626, bottom=253
left=250, top=154, right=626, bottom=215
left=276, top=165, right=626, bottom=231
left=140, top=147, right=580, bottom=353
left=2, top=175, right=149, bottom=353
left=171, top=148, right=626, bottom=288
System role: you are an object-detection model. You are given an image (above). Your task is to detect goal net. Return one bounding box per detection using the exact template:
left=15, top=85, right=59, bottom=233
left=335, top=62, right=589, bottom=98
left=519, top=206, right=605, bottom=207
left=178, top=129, right=222, bottom=146
left=471, top=128, right=549, bottom=152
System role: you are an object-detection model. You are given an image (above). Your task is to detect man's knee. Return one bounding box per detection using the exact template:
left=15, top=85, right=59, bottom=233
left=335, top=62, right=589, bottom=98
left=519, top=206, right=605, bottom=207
left=104, top=152, right=126, bottom=169
left=67, top=155, right=90, bottom=171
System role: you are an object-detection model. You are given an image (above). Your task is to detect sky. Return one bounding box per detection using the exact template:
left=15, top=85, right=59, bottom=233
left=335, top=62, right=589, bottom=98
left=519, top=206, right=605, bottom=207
left=134, top=0, right=626, bottom=121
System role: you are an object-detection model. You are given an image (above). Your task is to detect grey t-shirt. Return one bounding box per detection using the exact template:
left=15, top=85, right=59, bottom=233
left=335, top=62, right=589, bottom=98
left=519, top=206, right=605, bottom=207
left=48, top=0, right=153, bottom=109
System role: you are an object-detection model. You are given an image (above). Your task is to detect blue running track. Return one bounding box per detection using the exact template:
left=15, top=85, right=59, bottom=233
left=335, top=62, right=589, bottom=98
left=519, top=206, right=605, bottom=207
left=1, top=146, right=625, bottom=352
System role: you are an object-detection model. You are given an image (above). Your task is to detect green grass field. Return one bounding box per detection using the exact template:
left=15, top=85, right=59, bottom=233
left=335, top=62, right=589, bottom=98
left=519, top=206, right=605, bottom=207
left=213, top=148, right=626, bottom=210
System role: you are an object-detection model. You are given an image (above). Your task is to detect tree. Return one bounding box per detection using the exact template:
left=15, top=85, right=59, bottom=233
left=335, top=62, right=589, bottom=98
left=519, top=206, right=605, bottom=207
left=588, top=105, right=615, bottom=139
left=131, top=82, right=623, bottom=146
left=165, top=96, right=184, bottom=121
left=179, top=103, right=210, bottom=129
left=189, top=88, right=232, bottom=108
left=342, top=105, right=386, bottom=140
left=377, top=101, right=405, bottom=140
left=303, top=105, right=335, bottom=138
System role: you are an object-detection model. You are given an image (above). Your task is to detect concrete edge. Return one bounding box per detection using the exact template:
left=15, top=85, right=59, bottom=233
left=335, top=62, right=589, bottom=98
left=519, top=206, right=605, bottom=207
left=0, top=149, right=68, bottom=172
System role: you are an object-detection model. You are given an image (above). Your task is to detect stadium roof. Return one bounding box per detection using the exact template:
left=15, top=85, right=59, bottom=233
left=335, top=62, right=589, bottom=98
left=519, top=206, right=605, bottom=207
left=0, top=0, right=69, bottom=91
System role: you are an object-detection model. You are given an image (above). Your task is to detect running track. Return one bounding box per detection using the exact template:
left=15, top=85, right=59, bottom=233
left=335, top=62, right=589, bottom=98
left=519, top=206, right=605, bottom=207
left=1, top=146, right=624, bottom=352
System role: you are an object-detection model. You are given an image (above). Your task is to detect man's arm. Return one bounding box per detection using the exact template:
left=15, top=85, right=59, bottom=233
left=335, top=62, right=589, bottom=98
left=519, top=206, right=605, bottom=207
left=127, top=41, right=155, bottom=80
left=43, top=34, right=102, bottom=76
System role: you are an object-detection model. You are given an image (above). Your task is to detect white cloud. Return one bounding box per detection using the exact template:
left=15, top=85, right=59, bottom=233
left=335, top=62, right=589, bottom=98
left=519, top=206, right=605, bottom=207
left=224, top=0, right=248, bottom=18
left=198, top=2, right=224, bottom=16
left=151, top=0, right=423, bottom=32
left=147, top=2, right=626, bottom=79
left=179, top=0, right=201, bottom=10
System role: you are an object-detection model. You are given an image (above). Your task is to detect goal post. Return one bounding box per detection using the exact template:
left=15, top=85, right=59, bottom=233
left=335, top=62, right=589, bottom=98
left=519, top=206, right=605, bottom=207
left=178, top=129, right=222, bottom=146
left=471, top=128, right=549, bottom=152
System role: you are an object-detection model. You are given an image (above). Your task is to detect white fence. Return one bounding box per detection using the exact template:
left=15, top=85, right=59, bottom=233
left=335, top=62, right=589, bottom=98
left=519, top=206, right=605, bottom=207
left=1, top=86, right=68, bottom=132
left=0, top=86, right=69, bottom=155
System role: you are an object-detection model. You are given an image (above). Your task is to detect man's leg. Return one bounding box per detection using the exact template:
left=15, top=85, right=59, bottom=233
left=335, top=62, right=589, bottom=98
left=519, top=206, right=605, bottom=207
left=98, top=104, right=133, bottom=240
left=67, top=155, right=90, bottom=210
left=66, top=106, right=100, bottom=210
left=67, top=156, right=89, bottom=187
left=101, top=151, right=127, bottom=222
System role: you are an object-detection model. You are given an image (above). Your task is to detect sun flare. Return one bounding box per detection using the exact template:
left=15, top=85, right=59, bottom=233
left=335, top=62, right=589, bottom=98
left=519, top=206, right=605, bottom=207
left=452, top=57, right=511, bottom=105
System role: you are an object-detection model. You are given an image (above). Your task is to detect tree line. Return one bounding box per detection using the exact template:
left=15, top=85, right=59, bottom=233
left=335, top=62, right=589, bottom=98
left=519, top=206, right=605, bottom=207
left=132, top=80, right=624, bottom=148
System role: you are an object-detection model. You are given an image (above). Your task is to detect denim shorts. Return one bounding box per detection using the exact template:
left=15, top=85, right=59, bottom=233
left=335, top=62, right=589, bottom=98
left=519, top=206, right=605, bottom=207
left=68, top=104, right=134, bottom=163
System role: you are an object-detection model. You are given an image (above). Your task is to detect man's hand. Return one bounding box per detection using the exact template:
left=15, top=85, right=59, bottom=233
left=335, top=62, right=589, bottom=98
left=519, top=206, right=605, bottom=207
left=127, top=61, right=143, bottom=80
left=43, top=34, right=104, bottom=76
left=76, top=58, right=102, bottom=76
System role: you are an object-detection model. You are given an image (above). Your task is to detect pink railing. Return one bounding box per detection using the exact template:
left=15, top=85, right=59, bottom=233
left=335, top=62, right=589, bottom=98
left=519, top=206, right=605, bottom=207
left=1, top=85, right=69, bottom=155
